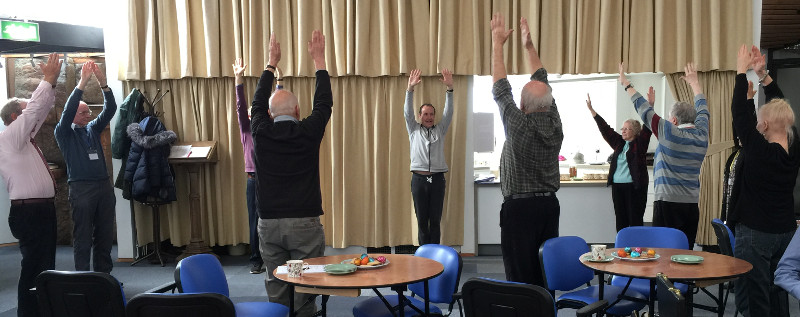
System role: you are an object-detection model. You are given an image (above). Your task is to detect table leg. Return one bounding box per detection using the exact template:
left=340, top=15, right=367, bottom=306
left=686, top=285, right=695, bottom=317
left=289, top=285, right=296, bottom=317
left=424, top=280, right=430, bottom=315
left=649, top=280, right=656, bottom=314
left=597, top=273, right=605, bottom=300
left=321, top=295, right=328, bottom=317
left=718, top=284, right=724, bottom=317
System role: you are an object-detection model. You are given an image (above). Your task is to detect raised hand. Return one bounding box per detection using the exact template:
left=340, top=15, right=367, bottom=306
left=618, top=62, right=630, bottom=87
left=40, top=52, right=62, bottom=86
left=647, top=86, right=656, bottom=106
left=440, top=68, right=453, bottom=90
left=747, top=81, right=757, bottom=100
left=586, top=94, right=596, bottom=117
left=92, top=62, right=107, bottom=88
left=736, top=44, right=751, bottom=74
left=681, top=63, right=703, bottom=95
left=268, top=32, right=281, bottom=69
left=407, top=69, right=421, bottom=91
left=232, top=58, right=247, bottom=85
left=308, top=30, right=326, bottom=70
left=520, top=17, right=533, bottom=50
left=681, top=63, right=699, bottom=86
left=491, top=13, right=514, bottom=46
left=78, top=61, right=94, bottom=90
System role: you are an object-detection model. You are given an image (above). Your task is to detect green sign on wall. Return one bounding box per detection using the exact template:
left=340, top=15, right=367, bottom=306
left=1, top=20, right=40, bottom=42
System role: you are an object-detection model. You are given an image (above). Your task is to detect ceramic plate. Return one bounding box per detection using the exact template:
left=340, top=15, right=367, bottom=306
left=671, top=254, right=704, bottom=264
left=582, top=254, right=614, bottom=263
left=324, top=263, right=357, bottom=275
left=341, top=259, right=390, bottom=269
left=612, top=253, right=660, bottom=261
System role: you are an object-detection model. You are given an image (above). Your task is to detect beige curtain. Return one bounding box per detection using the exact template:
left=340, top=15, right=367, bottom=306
left=124, top=75, right=466, bottom=247
left=122, top=0, right=752, bottom=247
left=123, top=0, right=752, bottom=81
left=666, top=71, right=736, bottom=246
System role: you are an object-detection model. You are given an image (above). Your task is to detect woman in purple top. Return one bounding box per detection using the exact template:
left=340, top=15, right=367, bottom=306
left=233, top=58, right=264, bottom=274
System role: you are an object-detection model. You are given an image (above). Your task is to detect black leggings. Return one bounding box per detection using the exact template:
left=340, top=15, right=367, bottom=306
left=610, top=183, right=647, bottom=232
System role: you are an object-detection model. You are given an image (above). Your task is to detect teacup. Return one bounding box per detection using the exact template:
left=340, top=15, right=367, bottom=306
left=286, top=260, right=309, bottom=277
left=590, top=244, right=607, bottom=261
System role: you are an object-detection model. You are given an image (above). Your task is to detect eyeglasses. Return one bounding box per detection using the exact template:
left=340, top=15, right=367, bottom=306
left=78, top=110, right=92, bottom=116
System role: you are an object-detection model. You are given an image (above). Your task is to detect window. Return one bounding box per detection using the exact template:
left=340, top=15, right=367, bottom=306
left=472, top=74, right=620, bottom=167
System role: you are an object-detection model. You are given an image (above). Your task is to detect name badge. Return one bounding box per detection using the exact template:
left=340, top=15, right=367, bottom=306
left=88, top=149, right=99, bottom=160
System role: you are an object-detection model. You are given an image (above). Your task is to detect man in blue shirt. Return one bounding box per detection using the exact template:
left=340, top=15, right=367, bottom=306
left=55, top=61, right=117, bottom=272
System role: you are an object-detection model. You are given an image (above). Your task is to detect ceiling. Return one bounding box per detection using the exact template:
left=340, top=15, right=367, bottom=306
left=761, top=0, right=800, bottom=50
left=0, top=19, right=103, bottom=56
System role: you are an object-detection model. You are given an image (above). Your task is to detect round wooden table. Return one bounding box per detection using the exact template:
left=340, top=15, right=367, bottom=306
left=273, top=254, right=444, bottom=317
left=580, top=248, right=752, bottom=316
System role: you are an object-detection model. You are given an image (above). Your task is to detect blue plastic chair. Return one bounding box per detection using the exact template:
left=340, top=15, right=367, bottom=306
left=127, top=292, right=236, bottom=317
left=611, top=226, right=690, bottom=297
left=175, top=254, right=289, bottom=317
left=352, top=244, right=463, bottom=317
left=539, top=236, right=647, bottom=316
left=711, top=218, right=735, bottom=255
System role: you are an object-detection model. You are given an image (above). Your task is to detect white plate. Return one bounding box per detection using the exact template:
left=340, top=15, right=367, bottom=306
left=341, top=259, right=390, bottom=269
left=582, top=254, right=614, bottom=263
left=612, top=253, right=660, bottom=261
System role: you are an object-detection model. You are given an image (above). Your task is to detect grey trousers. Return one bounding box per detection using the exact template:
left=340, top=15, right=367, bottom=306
left=259, top=217, right=325, bottom=317
left=69, top=180, right=116, bottom=273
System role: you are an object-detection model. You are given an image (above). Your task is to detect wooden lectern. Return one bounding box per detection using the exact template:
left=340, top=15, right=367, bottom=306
left=168, top=141, right=218, bottom=260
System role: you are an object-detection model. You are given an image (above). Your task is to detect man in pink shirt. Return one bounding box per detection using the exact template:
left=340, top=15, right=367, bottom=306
left=0, top=52, right=62, bottom=317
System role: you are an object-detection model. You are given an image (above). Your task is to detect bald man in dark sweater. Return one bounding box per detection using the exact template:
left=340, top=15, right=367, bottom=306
left=250, top=30, right=331, bottom=317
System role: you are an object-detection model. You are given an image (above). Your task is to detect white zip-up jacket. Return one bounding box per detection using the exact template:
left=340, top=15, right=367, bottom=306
left=405, top=90, right=453, bottom=173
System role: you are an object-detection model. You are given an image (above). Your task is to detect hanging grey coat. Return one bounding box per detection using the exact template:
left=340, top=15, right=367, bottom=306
left=125, top=117, right=178, bottom=203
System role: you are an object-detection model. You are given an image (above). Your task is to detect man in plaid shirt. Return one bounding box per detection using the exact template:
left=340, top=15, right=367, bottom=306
left=491, top=13, right=564, bottom=287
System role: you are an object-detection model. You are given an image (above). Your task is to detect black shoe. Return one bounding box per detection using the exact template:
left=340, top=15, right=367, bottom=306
left=250, top=264, right=265, bottom=274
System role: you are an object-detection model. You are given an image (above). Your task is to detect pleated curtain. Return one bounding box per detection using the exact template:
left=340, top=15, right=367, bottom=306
left=122, top=0, right=751, bottom=248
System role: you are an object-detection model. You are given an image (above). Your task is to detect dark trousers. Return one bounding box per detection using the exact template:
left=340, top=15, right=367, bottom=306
left=652, top=200, right=699, bottom=247
left=69, top=180, right=116, bottom=273
left=410, top=173, right=446, bottom=245
left=734, top=223, right=793, bottom=317
left=246, top=176, right=262, bottom=266
left=500, top=194, right=560, bottom=287
left=611, top=183, right=647, bottom=232
left=9, top=201, right=56, bottom=317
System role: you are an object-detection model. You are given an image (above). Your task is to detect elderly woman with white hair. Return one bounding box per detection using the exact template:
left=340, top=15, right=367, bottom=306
left=731, top=44, right=800, bottom=317
left=586, top=94, right=652, bottom=232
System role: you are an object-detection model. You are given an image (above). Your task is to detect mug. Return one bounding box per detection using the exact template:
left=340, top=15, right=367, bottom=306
left=590, top=244, right=607, bottom=261
left=286, top=260, right=309, bottom=277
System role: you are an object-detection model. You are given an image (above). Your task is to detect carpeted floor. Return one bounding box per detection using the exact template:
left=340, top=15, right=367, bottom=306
left=0, top=244, right=796, bottom=316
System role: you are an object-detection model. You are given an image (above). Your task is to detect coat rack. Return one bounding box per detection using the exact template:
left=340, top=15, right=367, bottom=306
left=141, top=89, right=170, bottom=118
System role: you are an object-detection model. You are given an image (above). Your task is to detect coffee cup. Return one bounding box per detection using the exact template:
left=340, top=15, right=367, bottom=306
left=590, top=244, right=607, bottom=261
left=286, top=260, right=309, bottom=277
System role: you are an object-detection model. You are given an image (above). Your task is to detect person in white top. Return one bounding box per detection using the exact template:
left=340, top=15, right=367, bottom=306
left=405, top=68, right=454, bottom=245
left=0, top=52, right=61, bottom=317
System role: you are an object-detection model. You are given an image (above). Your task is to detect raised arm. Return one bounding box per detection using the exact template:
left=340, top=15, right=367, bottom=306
left=681, top=63, right=704, bottom=97
left=491, top=13, right=513, bottom=83
left=520, top=17, right=543, bottom=74
left=306, top=30, right=333, bottom=139
left=751, top=45, right=784, bottom=101
left=404, top=69, right=421, bottom=133
left=91, top=62, right=117, bottom=132
left=233, top=58, right=251, bottom=129
left=56, top=60, right=94, bottom=134
left=438, top=68, right=455, bottom=133
left=586, top=93, right=597, bottom=117
left=4, top=53, right=60, bottom=150
left=251, top=33, right=279, bottom=134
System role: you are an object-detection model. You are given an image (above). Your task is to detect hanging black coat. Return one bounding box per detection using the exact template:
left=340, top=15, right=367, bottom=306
left=125, top=116, right=177, bottom=203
